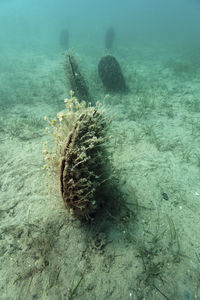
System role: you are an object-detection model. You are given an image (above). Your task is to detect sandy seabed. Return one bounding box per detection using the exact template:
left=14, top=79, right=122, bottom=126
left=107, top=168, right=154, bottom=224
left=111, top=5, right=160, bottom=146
left=1, top=41, right=200, bottom=300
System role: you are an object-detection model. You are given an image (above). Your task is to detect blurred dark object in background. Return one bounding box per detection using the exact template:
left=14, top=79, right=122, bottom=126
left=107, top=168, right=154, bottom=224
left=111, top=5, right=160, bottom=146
left=60, top=29, right=69, bottom=50
left=105, top=26, right=115, bottom=50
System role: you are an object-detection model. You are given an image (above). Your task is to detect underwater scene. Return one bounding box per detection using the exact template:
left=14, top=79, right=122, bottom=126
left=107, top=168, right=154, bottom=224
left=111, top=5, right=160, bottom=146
left=1, top=0, right=200, bottom=299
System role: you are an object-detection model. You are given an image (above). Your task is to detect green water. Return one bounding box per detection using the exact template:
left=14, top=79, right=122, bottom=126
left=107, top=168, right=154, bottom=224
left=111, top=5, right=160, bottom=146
left=1, top=1, right=200, bottom=299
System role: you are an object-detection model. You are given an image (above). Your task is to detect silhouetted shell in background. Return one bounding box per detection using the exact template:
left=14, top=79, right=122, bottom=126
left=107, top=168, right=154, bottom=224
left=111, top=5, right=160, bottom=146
left=98, top=55, right=127, bottom=92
